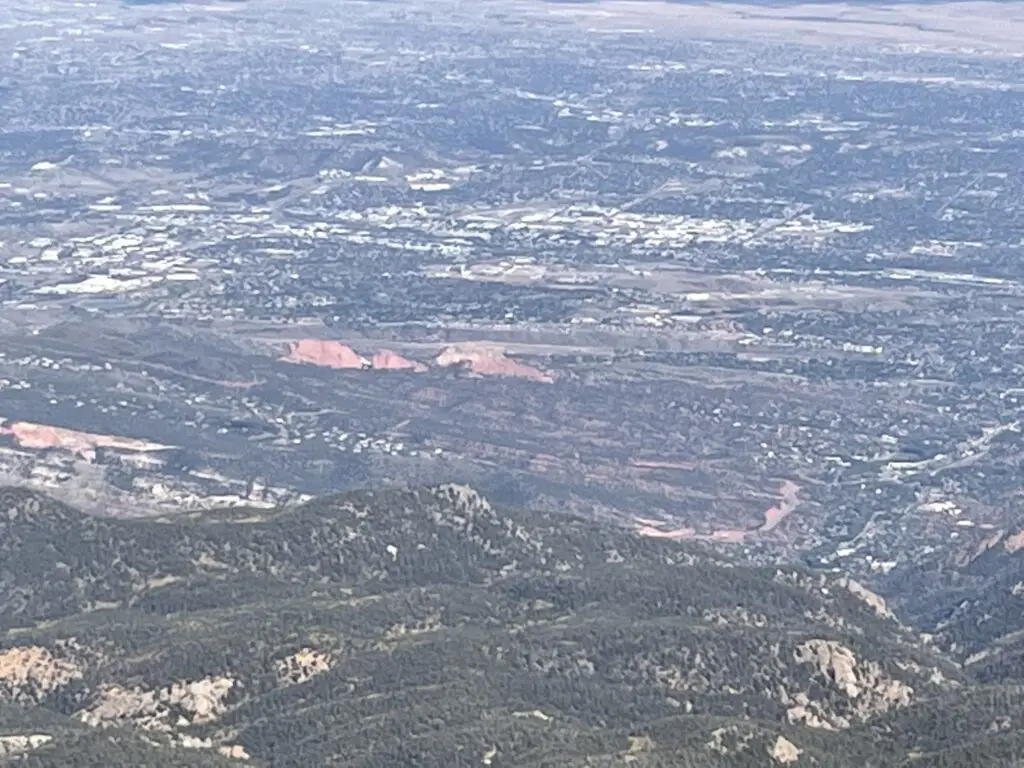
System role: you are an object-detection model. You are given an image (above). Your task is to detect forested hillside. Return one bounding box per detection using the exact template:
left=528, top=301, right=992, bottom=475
left=911, top=538, right=1024, bottom=686
left=0, top=485, right=1022, bottom=767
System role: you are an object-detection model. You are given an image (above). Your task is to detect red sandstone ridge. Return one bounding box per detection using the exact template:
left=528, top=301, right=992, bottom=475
left=371, top=349, right=427, bottom=372
left=435, top=344, right=553, bottom=383
left=281, top=340, right=429, bottom=373
left=0, top=418, right=172, bottom=460
left=282, top=340, right=368, bottom=369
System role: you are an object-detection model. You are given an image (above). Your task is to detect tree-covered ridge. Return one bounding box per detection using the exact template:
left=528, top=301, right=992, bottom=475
left=0, top=485, right=1019, bottom=766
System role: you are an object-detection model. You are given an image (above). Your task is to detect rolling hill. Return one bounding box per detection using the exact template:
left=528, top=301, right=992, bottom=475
left=0, top=484, right=1021, bottom=766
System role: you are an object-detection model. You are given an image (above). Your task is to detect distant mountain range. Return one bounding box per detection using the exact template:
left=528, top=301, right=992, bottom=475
left=122, top=0, right=249, bottom=5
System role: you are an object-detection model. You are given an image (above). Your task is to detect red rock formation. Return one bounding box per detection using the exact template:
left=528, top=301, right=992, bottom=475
left=282, top=340, right=368, bottom=369
left=435, top=344, right=553, bottom=383
left=371, top=349, right=427, bottom=373
left=0, top=418, right=171, bottom=460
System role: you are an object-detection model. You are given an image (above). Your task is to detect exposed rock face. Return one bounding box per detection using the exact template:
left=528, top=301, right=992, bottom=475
left=282, top=339, right=368, bottom=369
left=785, top=692, right=838, bottom=730
left=770, top=735, right=802, bottom=763
left=282, top=339, right=554, bottom=380
left=0, top=642, right=247, bottom=759
left=789, top=639, right=914, bottom=729
left=838, top=577, right=894, bottom=620
left=436, top=482, right=493, bottom=513
left=1004, top=529, right=1024, bottom=553
left=0, top=418, right=171, bottom=459
left=371, top=349, right=427, bottom=372
left=795, top=640, right=862, bottom=698
left=0, top=734, right=53, bottom=757
left=76, top=676, right=235, bottom=730
left=435, top=344, right=553, bottom=383
left=218, top=744, right=252, bottom=760
left=276, top=648, right=333, bottom=686
left=0, top=645, right=84, bottom=703
left=282, top=340, right=428, bottom=372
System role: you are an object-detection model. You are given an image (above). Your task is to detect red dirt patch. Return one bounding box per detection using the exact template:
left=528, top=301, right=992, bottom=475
left=0, top=418, right=172, bottom=459
left=282, top=340, right=368, bottom=369
left=435, top=344, right=553, bottom=383
left=371, top=349, right=427, bottom=373
left=633, top=523, right=750, bottom=543
left=710, top=529, right=748, bottom=543
left=632, top=478, right=800, bottom=543
left=634, top=524, right=697, bottom=539
left=759, top=479, right=801, bottom=533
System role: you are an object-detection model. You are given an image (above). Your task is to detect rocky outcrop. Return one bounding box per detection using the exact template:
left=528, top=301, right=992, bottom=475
left=76, top=676, right=235, bottom=730
left=788, top=640, right=913, bottom=728
left=218, top=744, right=252, bottom=760
left=785, top=692, right=840, bottom=730
left=435, top=344, right=553, bottom=383
left=795, top=640, right=863, bottom=698
left=435, top=482, right=493, bottom=513
left=838, top=577, right=894, bottom=620
left=282, top=340, right=429, bottom=372
left=0, top=645, right=84, bottom=703
left=282, top=340, right=368, bottom=369
left=371, top=349, right=427, bottom=372
left=1005, top=529, right=1024, bottom=553
left=0, top=734, right=53, bottom=757
left=0, top=651, right=249, bottom=760
left=281, top=339, right=554, bottom=381
left=276, top=648, right=333, bottom=686
left=770, top=735, right=802, bottom=763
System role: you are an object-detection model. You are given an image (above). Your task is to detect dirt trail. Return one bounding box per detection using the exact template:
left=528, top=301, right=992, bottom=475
left=634, top=478, right=801, bottom=543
